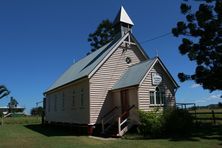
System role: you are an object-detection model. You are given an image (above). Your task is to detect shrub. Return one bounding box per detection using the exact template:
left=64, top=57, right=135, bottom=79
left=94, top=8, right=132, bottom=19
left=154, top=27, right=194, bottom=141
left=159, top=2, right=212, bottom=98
left=162, top=108, right=194, bottom=136
left=138, top=108, right=194, bottom=138
left=137, top=109, right=163, bottom=138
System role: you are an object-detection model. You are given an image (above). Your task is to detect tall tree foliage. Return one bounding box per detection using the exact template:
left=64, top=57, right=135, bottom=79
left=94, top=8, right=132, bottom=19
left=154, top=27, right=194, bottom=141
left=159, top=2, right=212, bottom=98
left=88, top=19, right=115, bottom=53
left=0, top=85, right=10, bottom=117
left=0, top=85, right=10, bottom=99
left=172, top=0, right=222, bottom=91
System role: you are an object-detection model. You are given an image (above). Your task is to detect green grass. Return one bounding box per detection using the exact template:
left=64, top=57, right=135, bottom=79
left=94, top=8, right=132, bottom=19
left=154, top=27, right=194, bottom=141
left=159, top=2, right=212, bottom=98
left=0, top=123, right=222, bottom=147
left=2, top=116, right=41, bottom=125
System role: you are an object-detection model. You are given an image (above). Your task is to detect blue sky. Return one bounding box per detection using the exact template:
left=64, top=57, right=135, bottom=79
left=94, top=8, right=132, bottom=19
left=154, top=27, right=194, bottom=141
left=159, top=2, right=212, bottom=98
left=0, top=0, right=221, bottom=113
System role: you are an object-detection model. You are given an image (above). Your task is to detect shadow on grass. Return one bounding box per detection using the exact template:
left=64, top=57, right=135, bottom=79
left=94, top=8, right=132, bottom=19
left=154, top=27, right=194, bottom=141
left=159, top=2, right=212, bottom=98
left=123, top=123, right=222, bottom=143
left=190, top=123, right=222, bottom=144
left=24, top=124, right=87, bottom=137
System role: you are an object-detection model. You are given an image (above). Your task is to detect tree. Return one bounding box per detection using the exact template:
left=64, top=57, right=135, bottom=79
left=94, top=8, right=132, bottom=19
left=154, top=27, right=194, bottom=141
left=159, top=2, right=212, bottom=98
left=88, top=19, right=115, bottom=53
left=172, top=0, right=222, bottom=91
left=0, top=85, right=9, bottom=124
left=218, top=102, right=222, bottom=108
left=7, top=97, right=19, bottom=113
left=31, top=107, right=43, bottom=116
left=8, top=97, right=18, bottom=108
left=0, top=85, right=10, bottom=99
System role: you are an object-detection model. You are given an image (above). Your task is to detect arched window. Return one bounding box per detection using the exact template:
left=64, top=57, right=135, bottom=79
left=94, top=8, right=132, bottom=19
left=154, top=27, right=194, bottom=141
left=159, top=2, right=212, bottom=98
left=150, top=87, right=165, bottom=105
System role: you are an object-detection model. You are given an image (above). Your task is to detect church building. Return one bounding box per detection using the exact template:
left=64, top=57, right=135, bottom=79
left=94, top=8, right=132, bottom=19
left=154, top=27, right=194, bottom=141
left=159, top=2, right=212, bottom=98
left=44, top=6, right=179, bottom=136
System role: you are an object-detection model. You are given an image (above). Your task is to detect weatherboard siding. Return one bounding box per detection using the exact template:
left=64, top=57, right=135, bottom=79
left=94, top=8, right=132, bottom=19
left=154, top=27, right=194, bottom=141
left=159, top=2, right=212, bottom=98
left=45, top=79, right=89, bottom=124
left=138, top=62, right=175, bottom=111
left=89, top=44, right=145, bottom=124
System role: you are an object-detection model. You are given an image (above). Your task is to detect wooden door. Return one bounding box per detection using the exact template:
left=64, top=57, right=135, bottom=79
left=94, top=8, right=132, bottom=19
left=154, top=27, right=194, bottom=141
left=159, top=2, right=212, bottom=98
left=121, top=90, right=129, bottom=114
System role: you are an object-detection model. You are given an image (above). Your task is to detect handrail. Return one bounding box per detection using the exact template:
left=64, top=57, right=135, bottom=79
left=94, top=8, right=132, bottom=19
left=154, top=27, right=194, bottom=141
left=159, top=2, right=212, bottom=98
left=101, top=106, right=118, bottom=134
left=117, top=105, right=136, bottom=136
left=120, top=105, right=135, bottom=119
left=102, top=106, right=118, bottom=119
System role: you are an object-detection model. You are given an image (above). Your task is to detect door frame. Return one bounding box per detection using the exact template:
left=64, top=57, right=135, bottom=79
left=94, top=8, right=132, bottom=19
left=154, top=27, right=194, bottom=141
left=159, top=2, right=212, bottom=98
left=120, top=89, right=129, bottom=114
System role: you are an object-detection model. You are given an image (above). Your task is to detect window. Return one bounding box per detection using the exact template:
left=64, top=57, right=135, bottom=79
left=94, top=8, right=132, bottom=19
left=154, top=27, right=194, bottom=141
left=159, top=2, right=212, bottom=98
left=125, top=57, right=132, bottom=64
left=150, top=87, right=165, bottom=105
left=150, top=92, right=154, bottom=104
left=54, top=95, right=57, bottom=111
left=62, top=92, right=65, bottom=111
left=72, top=90, right=76, bottom=108
left=48, top=96, right=50, bottom=112
left=80, top=89, right=84, bottom=107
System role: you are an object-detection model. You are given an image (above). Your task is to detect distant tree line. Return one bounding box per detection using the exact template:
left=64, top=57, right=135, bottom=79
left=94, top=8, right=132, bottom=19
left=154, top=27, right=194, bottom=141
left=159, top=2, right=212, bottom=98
left=31, top=107, right=43, bottom=116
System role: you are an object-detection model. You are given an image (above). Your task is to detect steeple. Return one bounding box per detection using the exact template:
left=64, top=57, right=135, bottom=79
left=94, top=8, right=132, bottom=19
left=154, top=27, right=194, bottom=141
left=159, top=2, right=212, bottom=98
left=113, top=6, right=134, bottom=36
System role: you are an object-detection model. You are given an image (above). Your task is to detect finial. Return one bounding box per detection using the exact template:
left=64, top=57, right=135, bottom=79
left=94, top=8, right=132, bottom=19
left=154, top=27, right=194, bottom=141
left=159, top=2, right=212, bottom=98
left=155, top=49, right=159, bottom=57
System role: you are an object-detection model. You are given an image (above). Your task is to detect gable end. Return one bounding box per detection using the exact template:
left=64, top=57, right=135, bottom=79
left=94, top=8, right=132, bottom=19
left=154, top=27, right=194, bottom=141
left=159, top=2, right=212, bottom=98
left=139, top=58, right=179, bottom=88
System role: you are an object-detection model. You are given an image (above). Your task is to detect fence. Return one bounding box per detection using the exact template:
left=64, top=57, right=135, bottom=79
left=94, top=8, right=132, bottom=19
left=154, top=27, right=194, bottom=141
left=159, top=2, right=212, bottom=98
left=189, top=110, right=222, bottom=124
left=176, top=103, right=222, bottom=125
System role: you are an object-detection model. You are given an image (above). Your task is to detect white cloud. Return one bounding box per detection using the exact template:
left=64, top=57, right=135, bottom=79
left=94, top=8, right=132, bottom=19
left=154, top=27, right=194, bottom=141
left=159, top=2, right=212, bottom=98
left=207, top=94, right=222, bottom=100
left=194, top=99, right=206, bottom=103
left=190, top=83, right=201, bottom=88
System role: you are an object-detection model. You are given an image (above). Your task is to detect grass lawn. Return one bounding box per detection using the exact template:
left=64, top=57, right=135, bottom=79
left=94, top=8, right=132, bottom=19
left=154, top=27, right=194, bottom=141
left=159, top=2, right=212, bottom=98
left=2, top=116, right=41, bottom=125
left=0, top=122, right=222, bottom=148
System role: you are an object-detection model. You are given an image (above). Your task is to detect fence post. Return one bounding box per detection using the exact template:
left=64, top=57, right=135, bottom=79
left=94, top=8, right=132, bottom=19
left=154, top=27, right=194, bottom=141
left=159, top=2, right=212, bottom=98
left=212, top=110, right=216, bottom=124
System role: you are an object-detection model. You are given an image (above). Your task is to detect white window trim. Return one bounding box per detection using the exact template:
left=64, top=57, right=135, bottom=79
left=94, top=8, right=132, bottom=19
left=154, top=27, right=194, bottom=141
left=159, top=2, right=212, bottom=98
left=150, top=90, right=165, bottom=107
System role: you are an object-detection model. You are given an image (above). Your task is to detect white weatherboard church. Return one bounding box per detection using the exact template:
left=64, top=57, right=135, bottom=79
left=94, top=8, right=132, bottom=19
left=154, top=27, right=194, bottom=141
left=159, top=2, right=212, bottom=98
left=43, top=6, right=179, bottom=136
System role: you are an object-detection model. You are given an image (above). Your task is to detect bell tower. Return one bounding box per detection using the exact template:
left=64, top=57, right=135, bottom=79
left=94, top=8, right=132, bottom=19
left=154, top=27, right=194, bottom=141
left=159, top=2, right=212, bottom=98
left=113, top=6, right=134, bottom=37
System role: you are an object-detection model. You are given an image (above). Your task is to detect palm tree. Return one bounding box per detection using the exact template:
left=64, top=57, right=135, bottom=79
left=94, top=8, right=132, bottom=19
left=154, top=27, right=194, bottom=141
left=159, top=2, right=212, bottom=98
left=0, top=85, right=10, bottom=99
left=0, top=85, right=10, bottom=126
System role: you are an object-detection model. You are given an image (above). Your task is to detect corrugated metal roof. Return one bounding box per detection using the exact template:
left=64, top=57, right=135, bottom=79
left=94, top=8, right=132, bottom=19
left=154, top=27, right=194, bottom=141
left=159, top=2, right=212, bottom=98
left=112, top=58, right=157, bottom=90
left=46, top=34, right=122, bottom=92
left=113, top=6, right=134, bottom=26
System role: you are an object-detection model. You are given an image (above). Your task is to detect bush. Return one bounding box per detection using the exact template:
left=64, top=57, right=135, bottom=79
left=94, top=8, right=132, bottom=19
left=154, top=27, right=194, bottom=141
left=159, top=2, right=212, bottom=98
left=138, top=109, right=163, bottom=138
left=138, top=108, right=194, bottom=138
left=162, top=108, right=194, bottom=136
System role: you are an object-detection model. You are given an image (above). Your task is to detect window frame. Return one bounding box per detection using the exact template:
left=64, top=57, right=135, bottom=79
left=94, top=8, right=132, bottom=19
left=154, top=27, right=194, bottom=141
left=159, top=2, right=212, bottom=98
left=80, top=88, right=84, bottom=109
left=48, top=96, right=50, bottom=112
left=150, top=87, right=165, bottom=106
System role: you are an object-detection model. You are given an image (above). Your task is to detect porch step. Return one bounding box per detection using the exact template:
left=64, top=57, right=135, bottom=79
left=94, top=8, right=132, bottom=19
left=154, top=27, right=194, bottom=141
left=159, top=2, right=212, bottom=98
left=102, top=120, right=131, bottom=137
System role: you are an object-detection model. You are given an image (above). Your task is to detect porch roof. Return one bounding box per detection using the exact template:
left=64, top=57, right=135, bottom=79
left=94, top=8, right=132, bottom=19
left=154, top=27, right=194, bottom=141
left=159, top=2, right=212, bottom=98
left=112, top=58, right=156, bottom=90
